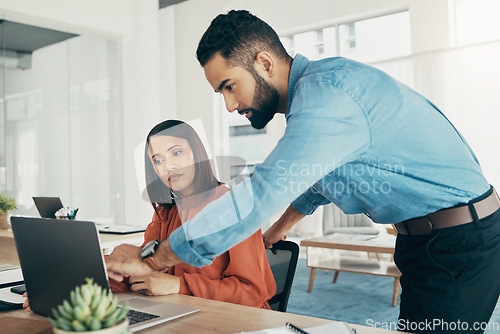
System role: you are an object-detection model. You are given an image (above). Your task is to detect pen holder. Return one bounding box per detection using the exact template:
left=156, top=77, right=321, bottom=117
left=55, top=214, right=77, bottom=220
left=55, top=207, right=78, bottom=220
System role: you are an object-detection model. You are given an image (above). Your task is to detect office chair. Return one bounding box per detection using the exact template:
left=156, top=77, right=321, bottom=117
left=266, top=240, right=299, bottom=312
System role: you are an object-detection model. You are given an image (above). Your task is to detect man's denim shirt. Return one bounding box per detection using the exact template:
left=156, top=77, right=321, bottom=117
left=169, top=54, right=489, bottom=267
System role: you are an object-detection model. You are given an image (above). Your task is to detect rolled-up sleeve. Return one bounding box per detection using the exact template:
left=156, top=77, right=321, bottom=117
left=291, top=184, right=332, bottom=215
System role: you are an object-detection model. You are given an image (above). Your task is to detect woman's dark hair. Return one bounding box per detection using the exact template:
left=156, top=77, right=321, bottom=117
left=196, top=10, right=291, bottom=72
left=144, top=120, right=220, bottom=216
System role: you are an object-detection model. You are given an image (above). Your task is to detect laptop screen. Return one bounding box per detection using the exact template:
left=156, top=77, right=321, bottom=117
left=10, top=216, right=199, bottom=332
left=32, top=197, right=64, bottom=219
left=11, top=217, right=109, bottom=316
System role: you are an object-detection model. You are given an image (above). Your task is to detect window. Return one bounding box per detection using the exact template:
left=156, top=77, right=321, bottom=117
left=217, top=105, right=268, bottom=179
left=345, top=23, right=356, bottom=49
left=281, top=26, right=337, bottom=60
left=229, top=124, right=267, bottom=177
left=281, top=11, right=411, bottom=63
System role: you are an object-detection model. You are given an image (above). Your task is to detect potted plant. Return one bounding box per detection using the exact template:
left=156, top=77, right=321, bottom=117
left=0, top=194, right=17, bottom=230
left=49, top=278, right=129, bottom=334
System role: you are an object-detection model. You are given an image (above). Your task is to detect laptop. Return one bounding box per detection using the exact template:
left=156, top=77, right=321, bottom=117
left=32, top=197, right=63, bottom=219
left=11, top=216, right=199, bottom=332
left=32, top=197, right=145, bottom=234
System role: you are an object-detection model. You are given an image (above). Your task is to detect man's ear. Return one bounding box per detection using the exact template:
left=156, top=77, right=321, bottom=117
left=254, top=51, right=275, bottom=78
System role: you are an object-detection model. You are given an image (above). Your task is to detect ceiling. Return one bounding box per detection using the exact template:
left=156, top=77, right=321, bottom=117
left=0, top=20, right=78, bottom=54
left=0, top=1, right=188, bottom=55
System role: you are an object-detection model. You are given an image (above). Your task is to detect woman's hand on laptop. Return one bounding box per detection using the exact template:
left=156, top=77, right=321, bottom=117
left=22, top=292, right=31, bottom=312
left=105, top=244, right=154, bottom=279
left=129, top=272, right=181, bottom=296
left=107, top=269, right=126, bottom=282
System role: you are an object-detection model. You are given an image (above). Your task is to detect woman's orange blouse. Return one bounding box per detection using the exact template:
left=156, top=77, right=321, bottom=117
left=111, top=185, right=276, bottom=309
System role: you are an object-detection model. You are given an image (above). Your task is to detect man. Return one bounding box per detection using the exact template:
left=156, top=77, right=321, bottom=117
left=107, top=10, right=500, bottom=333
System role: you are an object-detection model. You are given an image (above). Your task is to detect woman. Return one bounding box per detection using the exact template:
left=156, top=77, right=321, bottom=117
left=111, top=120, right=276, bottom=309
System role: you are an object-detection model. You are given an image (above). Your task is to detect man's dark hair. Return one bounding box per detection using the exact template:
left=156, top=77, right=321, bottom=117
left=196, top=10, right=291, bottom=71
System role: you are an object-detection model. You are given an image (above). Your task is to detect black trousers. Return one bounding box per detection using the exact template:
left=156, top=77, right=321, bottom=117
left=394, top=202, right=500, bottom=333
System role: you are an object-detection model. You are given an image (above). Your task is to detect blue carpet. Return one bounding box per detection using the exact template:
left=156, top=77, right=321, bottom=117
left=287, top=259, right=500, bottom=333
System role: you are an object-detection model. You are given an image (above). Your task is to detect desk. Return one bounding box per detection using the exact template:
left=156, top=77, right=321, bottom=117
left=0, top=230, right=21, bottom=266
left=98, top=232, right=145, bottom=255
left=0, top=231, right=403, bottom=334
left=301, top=235, right=401, bottom=307
left=0, top=294, right=404, bottom=334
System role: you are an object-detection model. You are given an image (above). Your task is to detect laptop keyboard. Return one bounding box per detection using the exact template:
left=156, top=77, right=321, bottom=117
left=8, top=285, right=159, bottom=326
left=11, top=285, right=159, bottom=326
left=126, top=308, right=160, bottom=325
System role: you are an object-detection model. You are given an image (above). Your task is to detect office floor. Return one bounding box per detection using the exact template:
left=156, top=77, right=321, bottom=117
left=287, top=259, right=500, bottom=333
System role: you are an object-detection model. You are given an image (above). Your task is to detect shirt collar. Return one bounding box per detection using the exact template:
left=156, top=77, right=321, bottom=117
left=286, top=53, right=310, bottom=116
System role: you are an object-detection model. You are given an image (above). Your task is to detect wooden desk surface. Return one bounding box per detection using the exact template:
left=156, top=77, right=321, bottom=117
left=0, top=228, right=144, bottom=244
left=301, top=235, right=396, bottom=254
left=0, top=294, right=401, bottom=334
left=0, top=230, right=20, bottom=265
left=0, top=229, right=402, bottom=334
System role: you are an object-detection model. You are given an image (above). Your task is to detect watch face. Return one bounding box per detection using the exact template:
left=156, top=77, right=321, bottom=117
left=140, top=240, right=157, bottom=258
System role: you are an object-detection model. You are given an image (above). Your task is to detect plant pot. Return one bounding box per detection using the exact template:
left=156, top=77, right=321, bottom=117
left=0, top=211, right=8, bottom=229
left=52, top=318, right=129, bottom=334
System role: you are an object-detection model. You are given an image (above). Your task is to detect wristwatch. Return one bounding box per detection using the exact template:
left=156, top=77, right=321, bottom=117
left=140, top=240, right=164, bottom=271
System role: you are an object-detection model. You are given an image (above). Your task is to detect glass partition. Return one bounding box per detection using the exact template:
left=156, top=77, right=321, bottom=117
left=0, top=19, right=123, bottom=224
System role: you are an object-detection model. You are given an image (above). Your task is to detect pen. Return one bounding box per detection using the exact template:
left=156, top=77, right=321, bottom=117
left=286, top=322, right=309, bottom=334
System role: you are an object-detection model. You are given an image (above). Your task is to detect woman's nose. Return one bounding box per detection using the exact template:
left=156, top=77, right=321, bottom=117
left=162, top=161, right=177, bottom=174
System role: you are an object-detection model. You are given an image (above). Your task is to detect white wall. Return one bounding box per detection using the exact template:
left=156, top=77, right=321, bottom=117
left=120, top=0, right=164, bottom=225
left=409, top=0, right=452, bottom=53
left=159, top=6, right=178, bottom=120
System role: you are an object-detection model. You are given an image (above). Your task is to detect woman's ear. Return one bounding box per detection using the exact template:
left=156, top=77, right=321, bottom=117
left=254, top=51, right=275, bottom=78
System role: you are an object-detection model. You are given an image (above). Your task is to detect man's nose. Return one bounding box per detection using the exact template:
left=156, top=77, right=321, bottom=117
left=225, top=98, right=239, bottom=113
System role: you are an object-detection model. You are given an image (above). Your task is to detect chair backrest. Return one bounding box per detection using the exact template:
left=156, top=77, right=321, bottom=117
left=266, top=240, right=299, bottom=312
left=323, top=203, right=379, bottom=235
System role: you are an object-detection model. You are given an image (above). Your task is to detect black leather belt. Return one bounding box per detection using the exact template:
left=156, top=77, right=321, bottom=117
left=392, top=188, right=500, bottom=236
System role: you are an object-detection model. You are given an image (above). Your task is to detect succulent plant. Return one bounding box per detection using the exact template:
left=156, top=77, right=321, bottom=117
left=49, top=278, right=129, bottom=332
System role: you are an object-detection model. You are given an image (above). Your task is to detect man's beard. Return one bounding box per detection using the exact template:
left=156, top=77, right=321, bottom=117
left=242, top=74, right=280, bottom=130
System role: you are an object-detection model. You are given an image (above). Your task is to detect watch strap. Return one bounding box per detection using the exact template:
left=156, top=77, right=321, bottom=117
left=143, top=256, right=164, bottom=271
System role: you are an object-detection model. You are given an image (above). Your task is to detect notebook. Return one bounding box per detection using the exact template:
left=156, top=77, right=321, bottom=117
left=32, top=196, right=145, bottom=234
left=240, top=322, right=356, bottom=334
left=10, top=216, right=199, bottom=332
left=93, top=222, right=146, bottom=235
